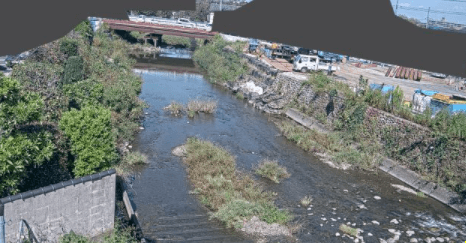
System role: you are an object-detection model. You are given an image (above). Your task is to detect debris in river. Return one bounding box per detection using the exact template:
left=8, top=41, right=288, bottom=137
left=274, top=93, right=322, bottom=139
left=374, top=196, right=381, bottom=200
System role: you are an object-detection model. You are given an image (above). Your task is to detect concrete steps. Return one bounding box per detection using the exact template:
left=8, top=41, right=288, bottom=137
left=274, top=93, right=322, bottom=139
left=142, top=214, right=251, bottom=243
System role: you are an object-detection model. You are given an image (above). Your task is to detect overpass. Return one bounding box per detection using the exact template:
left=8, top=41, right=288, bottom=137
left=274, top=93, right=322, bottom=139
left=102, top=19, right=218, bottom=40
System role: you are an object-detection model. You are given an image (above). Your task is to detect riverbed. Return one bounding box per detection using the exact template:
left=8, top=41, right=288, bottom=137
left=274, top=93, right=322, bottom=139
left=127, top=49, right=466, bottom=243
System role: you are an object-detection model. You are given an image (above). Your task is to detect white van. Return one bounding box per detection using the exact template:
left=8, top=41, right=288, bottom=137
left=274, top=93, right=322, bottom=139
left=177, top=18, right=196, bottom=28
left=293, top=54, right=339, bottom=73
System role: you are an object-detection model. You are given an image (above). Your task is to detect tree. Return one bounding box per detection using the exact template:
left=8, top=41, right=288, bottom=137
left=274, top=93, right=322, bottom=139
left=0, top=76, right=54, bottom=196
left=59, top=105, right=118, bottom=177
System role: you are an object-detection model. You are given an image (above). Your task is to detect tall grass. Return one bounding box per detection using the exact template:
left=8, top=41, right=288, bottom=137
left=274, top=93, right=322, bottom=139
left=183, top=138, right=293, bottom=229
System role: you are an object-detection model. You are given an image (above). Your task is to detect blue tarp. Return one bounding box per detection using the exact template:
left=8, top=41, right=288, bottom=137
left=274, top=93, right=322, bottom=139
left=381, top=85, right=395, bottom=94
left=449, top=103, right=466, bottom=115
left=414, top=89, right=439, bottom=96
left=370, top=84, right=394, bottom=94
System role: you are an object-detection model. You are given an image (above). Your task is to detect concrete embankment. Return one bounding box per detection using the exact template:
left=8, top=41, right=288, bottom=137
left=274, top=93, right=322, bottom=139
left=220, top=52, right=466, bottom=214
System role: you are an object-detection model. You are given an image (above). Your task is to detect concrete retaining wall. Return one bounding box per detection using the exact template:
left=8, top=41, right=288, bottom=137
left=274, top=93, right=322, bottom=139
left=0, top=170, right=116, bottom=243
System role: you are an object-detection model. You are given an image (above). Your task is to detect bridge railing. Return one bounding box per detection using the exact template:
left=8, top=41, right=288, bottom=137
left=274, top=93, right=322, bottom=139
left=127, top=15, right=212, bottom=31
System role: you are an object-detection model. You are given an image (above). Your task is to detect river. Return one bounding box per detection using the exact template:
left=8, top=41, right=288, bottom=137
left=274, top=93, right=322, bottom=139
left=126, top=49, right=466, bottom=243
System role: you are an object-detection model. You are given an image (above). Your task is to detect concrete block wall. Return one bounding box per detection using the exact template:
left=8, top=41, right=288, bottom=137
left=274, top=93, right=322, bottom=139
left=0, top=170, right=116, bottom=243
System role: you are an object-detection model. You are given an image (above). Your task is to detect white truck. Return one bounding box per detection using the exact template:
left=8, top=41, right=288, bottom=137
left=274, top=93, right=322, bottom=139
left=292, top=54, right=339, bottom=73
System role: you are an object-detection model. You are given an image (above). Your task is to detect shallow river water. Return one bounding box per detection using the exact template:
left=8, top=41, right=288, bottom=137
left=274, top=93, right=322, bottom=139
left=127, top=53, right=466, bottom=243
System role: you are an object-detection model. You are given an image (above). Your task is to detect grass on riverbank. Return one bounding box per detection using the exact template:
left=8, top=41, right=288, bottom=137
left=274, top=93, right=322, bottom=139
left=183, top=137, right=293, bottom=229
left=278, top=120, right=383, bottom=170
left=255, top=159, right=290, bottom=183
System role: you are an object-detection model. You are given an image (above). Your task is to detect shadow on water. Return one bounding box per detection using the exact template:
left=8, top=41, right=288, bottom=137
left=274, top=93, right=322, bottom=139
left=128, top=48, right=466, bottom=242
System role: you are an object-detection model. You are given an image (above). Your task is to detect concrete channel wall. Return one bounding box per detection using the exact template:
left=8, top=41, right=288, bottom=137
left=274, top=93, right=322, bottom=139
left=0, top=169, right=116, bottom=243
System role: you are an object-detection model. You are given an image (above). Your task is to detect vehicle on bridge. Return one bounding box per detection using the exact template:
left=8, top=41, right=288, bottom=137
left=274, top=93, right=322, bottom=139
left=293, top=54, right=340, bottom=73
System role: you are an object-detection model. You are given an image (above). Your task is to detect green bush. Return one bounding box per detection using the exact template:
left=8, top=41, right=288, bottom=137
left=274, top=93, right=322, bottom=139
left=63, top=79, right=104, bottom=110
left=0, top=76, right=44, bottom=133
left=59, top=37, right=80, bottom=57
left=62, top=56, right=84, bottom=86
left=59, top=105, right=118, bottom=177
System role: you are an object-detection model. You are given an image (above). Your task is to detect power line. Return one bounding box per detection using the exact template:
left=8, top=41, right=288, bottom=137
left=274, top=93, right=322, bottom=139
left=442, top=0, right=466, bottom=2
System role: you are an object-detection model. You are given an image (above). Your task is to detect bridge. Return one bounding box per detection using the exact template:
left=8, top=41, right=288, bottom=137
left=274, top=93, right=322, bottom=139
left=102, top=19, right=218, bottom=40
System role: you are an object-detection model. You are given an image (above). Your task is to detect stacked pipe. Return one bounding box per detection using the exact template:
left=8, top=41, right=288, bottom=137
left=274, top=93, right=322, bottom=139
left=385, top=66, right=422, bottom=81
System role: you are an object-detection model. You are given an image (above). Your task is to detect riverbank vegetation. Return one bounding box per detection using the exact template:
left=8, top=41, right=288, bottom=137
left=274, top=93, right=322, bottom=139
left=0, top=20, right=147, bottom=196
left=283, top=72, right=466, bottom=194
left=192, top=34, right=248, bottom=84
left=183, top=137, right=293, bottom=229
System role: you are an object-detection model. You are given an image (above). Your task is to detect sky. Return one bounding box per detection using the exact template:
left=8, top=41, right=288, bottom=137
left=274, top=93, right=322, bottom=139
left=391, top=0, right=466, bottom=24
left=241, top=0, right=466, bottom=24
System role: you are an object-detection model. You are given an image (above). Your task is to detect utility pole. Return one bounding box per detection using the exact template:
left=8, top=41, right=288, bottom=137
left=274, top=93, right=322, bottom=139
left=427, top=7, right=431, bottom=29
left=395, top=0, right=399, bottom=15
left=220, top=0, right=223, bottom=11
